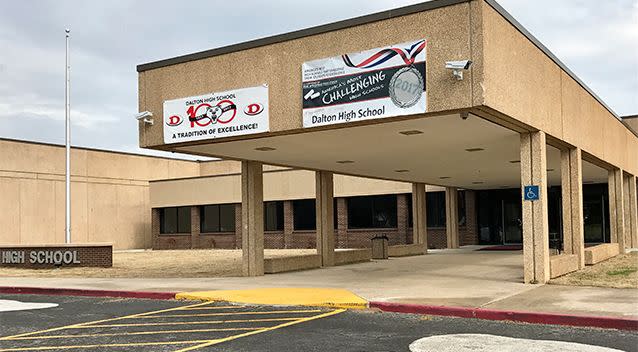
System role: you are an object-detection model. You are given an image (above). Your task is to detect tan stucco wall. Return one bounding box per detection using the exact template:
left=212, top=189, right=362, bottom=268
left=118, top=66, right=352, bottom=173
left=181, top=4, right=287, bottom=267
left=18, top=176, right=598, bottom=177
left=150, top=170, right=444, bottom=208
left=0, top=139, right=201, bottom=249
left=480, top=2, right=638, bottom=175
left=138, top=1, right=478, bottom=147
left=625, top=117, right=638, bottom=132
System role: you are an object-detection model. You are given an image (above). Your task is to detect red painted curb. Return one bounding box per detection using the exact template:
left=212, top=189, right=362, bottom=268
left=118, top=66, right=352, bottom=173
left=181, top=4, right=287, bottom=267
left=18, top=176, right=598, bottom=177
left=370, top=301, right=638, bottom=331
left=0, top=286, right=177, bottom=300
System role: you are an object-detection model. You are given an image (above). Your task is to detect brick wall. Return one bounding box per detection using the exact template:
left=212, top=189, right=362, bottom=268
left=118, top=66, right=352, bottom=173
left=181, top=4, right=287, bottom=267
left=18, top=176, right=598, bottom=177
left=151, top=208, right=192, bottom=250
left=151, top=192, right=480, bottom=250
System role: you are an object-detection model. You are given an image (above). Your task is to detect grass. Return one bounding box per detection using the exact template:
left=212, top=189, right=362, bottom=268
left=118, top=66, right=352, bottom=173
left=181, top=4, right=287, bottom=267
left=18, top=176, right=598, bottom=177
left=551, top=251, right=638, bottom=288
left=0, top=249, right=316, bottom=278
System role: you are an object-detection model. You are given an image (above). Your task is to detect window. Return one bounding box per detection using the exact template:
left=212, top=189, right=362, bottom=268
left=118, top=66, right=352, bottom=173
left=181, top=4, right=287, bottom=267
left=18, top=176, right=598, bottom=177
left=347, top=195, right=397, bottom=229
left=201, top=204, right=235, bottom=233
left=458, top=191, right=467, bottom=226
left=159, top=207, right=190, bottom=234
left=407, top=191, right=467, bottom=228
left=264, top=201, right=284, bottom=231
left=427, top=192, right=447, bottom=228
left=293, top=199, right=316, bottom=230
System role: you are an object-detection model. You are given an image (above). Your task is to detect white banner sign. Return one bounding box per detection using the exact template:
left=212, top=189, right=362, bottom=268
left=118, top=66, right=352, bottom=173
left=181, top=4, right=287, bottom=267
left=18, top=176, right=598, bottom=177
left=302, top=40, right=427, bottom=128
left=163, top=85, right=269, bottom=144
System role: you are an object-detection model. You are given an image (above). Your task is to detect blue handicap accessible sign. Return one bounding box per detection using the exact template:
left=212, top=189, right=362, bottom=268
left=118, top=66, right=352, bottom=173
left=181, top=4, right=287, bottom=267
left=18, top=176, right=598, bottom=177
left=524, top=185, right=540, bottom=201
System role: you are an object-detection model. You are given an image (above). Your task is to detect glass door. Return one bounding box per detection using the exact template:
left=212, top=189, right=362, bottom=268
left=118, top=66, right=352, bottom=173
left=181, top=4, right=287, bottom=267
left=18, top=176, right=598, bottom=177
left=502, top=199, right=522, bottom=244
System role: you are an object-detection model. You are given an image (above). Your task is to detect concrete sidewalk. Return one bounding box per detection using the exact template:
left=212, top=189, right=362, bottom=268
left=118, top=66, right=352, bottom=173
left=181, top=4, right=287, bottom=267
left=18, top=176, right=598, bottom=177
left=0, top=248, right=636, bottom=318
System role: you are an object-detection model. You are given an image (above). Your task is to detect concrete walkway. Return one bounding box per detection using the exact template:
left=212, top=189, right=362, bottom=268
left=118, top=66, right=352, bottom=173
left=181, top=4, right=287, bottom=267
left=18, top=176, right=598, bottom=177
left=0, top=247, right=636, bottom=318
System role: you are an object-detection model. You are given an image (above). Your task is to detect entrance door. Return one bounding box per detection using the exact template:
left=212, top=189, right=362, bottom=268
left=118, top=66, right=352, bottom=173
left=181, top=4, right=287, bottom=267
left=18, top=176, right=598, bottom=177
left=502, top=199, right=522, bottom=244
left=583, top=195, right=605, bottom=243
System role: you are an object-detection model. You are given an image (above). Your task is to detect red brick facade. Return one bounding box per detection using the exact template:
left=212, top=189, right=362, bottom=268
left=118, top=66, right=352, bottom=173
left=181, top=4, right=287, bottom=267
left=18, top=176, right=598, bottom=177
left=152, top=192, right=479, bottom=250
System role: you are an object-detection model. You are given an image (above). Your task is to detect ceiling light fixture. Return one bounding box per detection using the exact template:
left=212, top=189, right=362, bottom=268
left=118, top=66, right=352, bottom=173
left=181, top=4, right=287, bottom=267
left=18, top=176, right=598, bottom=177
left=394, top=169, right=410, bottom=173
left=254, top=147, right=276, bottom=151
left=465, top=148, right=484, bottom=152
left=399, top=130, right=423, bottom=136
left=439, top=176, right=451, bottom=179
left=336, top=160, right=354, bottom=164
left=472, top=181, right=484, bottom=184
left=509, top=160, right=521, bottom=164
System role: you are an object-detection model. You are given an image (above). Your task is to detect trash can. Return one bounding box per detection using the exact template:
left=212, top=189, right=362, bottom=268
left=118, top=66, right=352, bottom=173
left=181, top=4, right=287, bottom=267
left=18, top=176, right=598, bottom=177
left=371, top=235, right=389, bottom=259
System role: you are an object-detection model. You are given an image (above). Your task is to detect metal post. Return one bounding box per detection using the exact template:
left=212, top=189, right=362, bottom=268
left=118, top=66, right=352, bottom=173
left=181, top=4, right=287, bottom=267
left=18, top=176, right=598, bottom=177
left=65, top=28, right=71, bottom=244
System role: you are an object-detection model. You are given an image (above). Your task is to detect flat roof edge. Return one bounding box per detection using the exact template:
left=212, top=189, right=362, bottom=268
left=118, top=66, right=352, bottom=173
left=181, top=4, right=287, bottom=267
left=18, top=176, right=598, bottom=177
left=0, top=137, right=201, bottom=162
left=137, top=0, right=626, bottom=129
left=136, top=0, right=466, bottom=72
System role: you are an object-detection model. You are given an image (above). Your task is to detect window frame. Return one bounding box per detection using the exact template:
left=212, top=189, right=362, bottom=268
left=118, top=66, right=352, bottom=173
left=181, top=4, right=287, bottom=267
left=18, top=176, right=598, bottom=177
left=347, top=195, right=398, bottom=229
left=159, top=206, right=191, bottom=235
left=264, top=201, right=284, bottom=232
left=200, top=204, right=236, bottom=234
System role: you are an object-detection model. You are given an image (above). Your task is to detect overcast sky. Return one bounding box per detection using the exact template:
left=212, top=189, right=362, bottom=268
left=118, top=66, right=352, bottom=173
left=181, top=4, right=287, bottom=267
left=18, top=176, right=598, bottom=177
left=0, top=0, right=636, bottom=159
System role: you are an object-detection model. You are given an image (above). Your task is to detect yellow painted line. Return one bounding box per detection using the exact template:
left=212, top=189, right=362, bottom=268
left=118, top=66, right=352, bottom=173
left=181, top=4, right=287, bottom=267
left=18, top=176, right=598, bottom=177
left=6, top=327, right=266, bottom=340
left=0, top=301, right=215, bottom=341
left=174, top=309, right=346, bottom=352
left=0, top=339, right=212, bottom=352
left=178, top=306, right=243, bottom=310
left=137, top=309, right=323, bottom=318
left=176, top=288, right=368, bottom=309
left=74, top=317, right=306, bottom=328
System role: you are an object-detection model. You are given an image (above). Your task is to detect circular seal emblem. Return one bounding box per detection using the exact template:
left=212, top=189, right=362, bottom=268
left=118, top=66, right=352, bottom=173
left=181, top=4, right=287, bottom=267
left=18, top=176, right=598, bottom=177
left=389, top=66, right=424, bottom=108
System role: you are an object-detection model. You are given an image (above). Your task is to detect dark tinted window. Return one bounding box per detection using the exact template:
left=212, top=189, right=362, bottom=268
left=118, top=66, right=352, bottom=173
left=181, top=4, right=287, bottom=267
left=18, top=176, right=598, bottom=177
left=427, top=192, right=446, bottom=228
left=160, top=207, right=191, bottom=234
left=407, top=191, right=466, bottom=228
left=293, top=199, right=316, bottom=230
left=347, top=195, right=397, bottom=229
left=264, top=201, right=284, bottom=231
left=201, top=204, right=235, bottom=233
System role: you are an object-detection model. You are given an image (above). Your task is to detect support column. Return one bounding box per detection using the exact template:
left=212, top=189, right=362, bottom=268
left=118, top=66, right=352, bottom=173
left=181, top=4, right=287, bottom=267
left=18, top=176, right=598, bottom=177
left=190, top=206, right=200, bottom=249
left=624, top=174, right=637, bottom=249
left=336, top=198, right=348, bottom=248
left=560, top=148, right=585, bottom=268
left=608, top=168, right=626, bottom=254
left=316, top=171, right=335, bottom=267
left=241, top=161, right=264, bottom=276
left=412, top=183, right=427, bottom=251
left=445, top=187, right=459, bottom=249
left=397, top=194, right=409, bottom=244
left=520, top=131, right=550, bottom=284
left=628, top=176, right=638, bottom=248
left=283, top=201, right=294, bottom=249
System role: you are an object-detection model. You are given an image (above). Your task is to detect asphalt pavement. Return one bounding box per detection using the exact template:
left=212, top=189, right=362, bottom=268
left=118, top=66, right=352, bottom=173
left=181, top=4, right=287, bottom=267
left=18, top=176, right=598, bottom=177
left=0, top=294, right=636, bottom=352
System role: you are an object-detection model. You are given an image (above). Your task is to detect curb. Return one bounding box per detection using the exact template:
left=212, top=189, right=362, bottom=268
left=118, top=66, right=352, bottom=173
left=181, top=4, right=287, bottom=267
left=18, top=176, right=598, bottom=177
left=370, top=301, right=638, bottom=331
left=0, top=286, right=177, bottom=300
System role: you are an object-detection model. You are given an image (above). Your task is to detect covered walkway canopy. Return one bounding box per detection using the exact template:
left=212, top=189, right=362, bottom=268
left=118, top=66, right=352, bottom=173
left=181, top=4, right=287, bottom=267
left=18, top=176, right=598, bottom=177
left=136, top=0, right=638, bottom=283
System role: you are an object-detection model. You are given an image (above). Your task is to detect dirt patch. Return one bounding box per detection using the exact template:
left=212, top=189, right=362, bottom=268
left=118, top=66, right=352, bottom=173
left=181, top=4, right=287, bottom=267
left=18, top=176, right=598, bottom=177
left=551, top=252, right=638, bottom=289
left=0, top=249, right=316, bottom=278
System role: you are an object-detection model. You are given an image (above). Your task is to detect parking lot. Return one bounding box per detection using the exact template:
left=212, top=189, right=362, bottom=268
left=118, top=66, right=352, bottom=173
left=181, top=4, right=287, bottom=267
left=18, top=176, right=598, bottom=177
left=0, top=295, right=341, bottom=351
left=0, top=294, right=636, bottom=351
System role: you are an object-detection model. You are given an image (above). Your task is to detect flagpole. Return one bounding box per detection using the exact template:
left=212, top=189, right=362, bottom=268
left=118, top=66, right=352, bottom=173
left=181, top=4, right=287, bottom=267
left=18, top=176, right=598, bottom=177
left=65, top=28, right=71, bottom=244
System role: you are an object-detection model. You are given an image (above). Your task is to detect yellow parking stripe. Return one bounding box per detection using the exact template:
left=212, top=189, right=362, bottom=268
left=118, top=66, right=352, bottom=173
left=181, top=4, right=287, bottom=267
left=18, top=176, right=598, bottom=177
left=178, top=306, right=242, bottom=310
left=174, top=309, right=346, bottom=352
left=76, top=317, right=305, bottom=328
left=0, top=301, right=215, bottom=341
left=137, top=309, right=323, bottom=318
left=0, top=339, right=213, bottom=351
left=6, top=327, right=266, bottom=340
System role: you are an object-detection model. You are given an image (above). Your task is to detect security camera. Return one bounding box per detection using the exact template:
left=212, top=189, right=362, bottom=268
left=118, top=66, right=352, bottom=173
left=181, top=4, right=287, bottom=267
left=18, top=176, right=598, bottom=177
left=445, top=60, right=473, bottom=81
left=135, top=111, right=154, bottom=125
